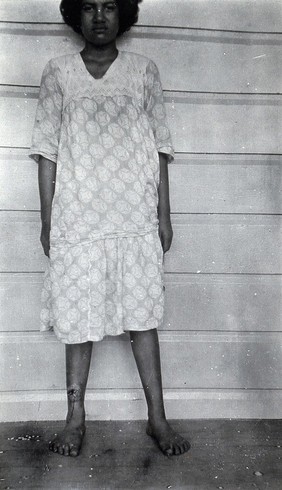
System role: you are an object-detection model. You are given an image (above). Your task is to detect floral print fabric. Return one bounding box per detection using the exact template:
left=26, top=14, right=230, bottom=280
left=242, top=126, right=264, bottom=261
left=30, top=51, right=174, bottom=343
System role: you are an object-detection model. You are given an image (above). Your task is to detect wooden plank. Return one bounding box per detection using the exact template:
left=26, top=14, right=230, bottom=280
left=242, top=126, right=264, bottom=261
left=0, top=212, right=45, bottom=272
left=1, top=418, right=282, bottom=445
left=2, top=389, right=282, bottom=421
left=164, top=274, right=282, bottom=333
left=1, top=90, right=281, bottom=154
left=167, top=214, right=282, bottom=274
left=1, top=421, right=282, bottom=490
left=0, top=212, right=281, bottom=274
left=1, top=331, right=282, bottom=391
left=0, top=421, right=282, bottom=490
left=122, top=31, right=282, bottom=95
left=0, top=0, right=281, bottom=32
left=0, top=273, right=42, bottom=332
left=170, top=158, right=282, bottom=214
left=1, top=273, right=281, bottom=333
left=0, top=154, right=38, bottom=210
left=165, top=92, right=282, bottom=154
left=1, top=151, right=281, bottom=214
left=1, top=27, right=281, bottom=93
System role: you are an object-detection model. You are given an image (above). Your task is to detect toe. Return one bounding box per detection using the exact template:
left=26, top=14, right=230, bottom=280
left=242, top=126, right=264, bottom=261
left=163, top=445, right=173, bottom=457
left=58, top=445, right=64, bottom=455
left=184, top=441, right=191, bottom=452
left=177, top=437, right=187, bottom=454
left=51, top=442, right=58, bottom=453
left=177, top=443, right=184, bottom=455
left=180, top=442, right=188, bottom=454
left=64, top=444, right=70, bottom=456
left=173, top=444, right=181, bottom=456
left=70, top=445, right=79, bottom=457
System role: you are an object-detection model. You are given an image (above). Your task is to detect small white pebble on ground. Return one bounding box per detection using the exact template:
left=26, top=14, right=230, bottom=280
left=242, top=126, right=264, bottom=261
left=254, top=471, right=263, bottom=477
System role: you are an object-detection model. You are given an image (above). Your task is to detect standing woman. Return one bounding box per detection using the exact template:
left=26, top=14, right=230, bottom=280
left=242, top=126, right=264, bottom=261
left=30, top=0, right=190, bottom=457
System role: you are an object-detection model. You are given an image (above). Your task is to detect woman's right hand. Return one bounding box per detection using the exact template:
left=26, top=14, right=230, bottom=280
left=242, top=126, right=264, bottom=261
left=40, top=225, right=51, bottom=257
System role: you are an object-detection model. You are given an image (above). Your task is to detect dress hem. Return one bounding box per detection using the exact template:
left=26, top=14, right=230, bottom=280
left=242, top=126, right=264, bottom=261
left=40, top=325, right=159, bottom=344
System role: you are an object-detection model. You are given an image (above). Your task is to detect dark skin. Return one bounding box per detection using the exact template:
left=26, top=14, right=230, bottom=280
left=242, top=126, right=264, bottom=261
left=41, top=0, right=190, bottom=457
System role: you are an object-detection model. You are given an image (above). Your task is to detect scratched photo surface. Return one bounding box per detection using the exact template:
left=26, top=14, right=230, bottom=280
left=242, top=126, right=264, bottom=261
left=0, top=1, right=282, bottom=488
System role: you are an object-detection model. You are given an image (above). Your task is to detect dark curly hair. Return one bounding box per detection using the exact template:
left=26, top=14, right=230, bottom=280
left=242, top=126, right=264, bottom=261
left=60, top=0, right=142, bottom=37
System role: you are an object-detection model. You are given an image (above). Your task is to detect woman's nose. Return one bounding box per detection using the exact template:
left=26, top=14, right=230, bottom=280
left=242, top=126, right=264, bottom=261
left=95, top=7, right=105, bottom=21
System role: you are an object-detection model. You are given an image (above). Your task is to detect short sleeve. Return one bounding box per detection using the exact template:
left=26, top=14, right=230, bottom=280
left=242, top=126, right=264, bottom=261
left=144, top=60, right=174, bottom=163
left=29, top=59, right=63, bottom=164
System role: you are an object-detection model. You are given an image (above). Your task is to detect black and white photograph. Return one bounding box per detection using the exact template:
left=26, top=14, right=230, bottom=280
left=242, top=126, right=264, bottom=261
left=0, top=0, right=281, bottom=488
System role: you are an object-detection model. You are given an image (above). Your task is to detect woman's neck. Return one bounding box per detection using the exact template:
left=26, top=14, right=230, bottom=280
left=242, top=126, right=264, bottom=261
left=81, top=41, right=118, bottom=62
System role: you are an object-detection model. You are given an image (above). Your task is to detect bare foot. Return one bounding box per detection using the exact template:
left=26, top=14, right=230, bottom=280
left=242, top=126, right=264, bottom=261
left=146, top=419, right=190, bottom=456
left=49, top=422, right=85, bottom=457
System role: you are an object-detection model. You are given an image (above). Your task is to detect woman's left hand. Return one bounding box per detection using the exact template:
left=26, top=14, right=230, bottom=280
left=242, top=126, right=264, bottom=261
left=158, top=216, right=173, bottom=253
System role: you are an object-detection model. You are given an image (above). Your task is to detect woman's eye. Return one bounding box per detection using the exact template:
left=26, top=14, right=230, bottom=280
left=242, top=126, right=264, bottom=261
left=82, top=4, right=116, bottom=12
left=105, top=5, right=116, bottom=11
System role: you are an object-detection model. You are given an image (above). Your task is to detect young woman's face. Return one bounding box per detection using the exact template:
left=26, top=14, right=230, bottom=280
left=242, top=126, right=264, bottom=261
left=80, top=0, right=119, bottom=46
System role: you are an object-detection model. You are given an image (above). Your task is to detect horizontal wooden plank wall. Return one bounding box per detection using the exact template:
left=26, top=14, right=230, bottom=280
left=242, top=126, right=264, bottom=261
left=1, top=150, right=281, bottom=214
left=2, top=273, right=282, bottom=333
left=1, top=212, right=282, bottom=273
left=1, top=89, right=282, bottom=152
left=1, top=0, right=281, bottom=32
left=0, top=0, right=282, bottom=422
left=2, top=26, right=282, bottom=93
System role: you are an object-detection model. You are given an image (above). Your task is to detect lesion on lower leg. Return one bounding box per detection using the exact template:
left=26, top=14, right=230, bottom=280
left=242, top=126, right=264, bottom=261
left=67, top=385, right=84, bottom=403
left=66, top=384, right=85, bottom=425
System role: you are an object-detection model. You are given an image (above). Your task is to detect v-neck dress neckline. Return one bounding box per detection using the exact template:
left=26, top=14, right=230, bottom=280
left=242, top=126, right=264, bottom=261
left=78, top=50, right=120, bottom=81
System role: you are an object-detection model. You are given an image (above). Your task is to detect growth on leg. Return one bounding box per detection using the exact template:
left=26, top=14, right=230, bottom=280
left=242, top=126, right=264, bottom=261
left=49, top=342, right=93, bottom=457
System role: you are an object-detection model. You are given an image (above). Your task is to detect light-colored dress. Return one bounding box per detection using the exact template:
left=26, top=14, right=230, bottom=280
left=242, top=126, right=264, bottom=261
left=30, top=50, right=174, bottom=343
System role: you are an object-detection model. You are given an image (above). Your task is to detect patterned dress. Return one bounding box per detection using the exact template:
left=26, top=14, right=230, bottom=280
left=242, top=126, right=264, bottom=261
left=30, top=50, right=174, bottom=343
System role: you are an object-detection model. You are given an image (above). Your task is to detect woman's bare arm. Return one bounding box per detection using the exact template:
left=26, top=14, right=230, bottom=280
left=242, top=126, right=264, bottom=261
left=38, top=156, right=56, bottom=257
left=157, top=152, right=173, bottom=253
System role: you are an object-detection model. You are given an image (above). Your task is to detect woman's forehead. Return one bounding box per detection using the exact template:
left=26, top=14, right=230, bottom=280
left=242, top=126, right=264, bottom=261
left=81, top=0, right=117, bottom=5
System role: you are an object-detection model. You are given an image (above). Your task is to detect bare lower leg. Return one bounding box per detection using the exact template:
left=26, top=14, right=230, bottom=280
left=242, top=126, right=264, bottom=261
left=129, top=329, right=190, bottom=456
left=49, top=341, right=93, bottom=457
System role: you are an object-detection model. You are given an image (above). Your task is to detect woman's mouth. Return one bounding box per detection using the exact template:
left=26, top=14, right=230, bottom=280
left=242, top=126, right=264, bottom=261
left=92, top=25, right=107, bottom=32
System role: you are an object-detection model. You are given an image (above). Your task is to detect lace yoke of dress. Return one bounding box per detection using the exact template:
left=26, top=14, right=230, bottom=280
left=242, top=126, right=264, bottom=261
left=62, top=51, right=146, bottom=111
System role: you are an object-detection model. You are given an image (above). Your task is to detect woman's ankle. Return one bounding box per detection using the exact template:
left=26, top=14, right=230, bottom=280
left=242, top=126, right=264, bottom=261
left=66, top=402, right=85, bottom=425
left=148, top=409, right=167, bottom=425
